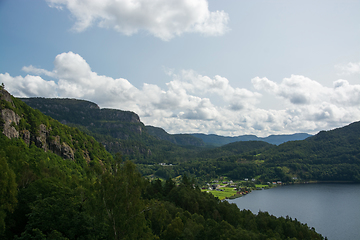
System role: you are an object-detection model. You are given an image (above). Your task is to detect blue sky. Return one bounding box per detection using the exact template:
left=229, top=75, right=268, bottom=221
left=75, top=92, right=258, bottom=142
left=1, top=0, right=359, bottom=136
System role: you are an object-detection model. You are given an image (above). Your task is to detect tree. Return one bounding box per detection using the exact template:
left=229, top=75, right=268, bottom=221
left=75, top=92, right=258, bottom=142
left=0, top=154, right=17, bottom=235
left=14, top=177, right=105, bottom=240
left=95, top=160, right=154, bottom=240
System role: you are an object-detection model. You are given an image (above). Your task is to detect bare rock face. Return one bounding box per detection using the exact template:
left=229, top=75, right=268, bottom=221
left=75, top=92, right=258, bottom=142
left=34, top=124, right=48, bottom=151
left=0, top=89, right=15, bottom=107
left=1, top=89, right=19, bottom=138
left=1, top=109, right=20, bottom=139
left=1, top=89, right=76, bottom=160
left=49, top=135, right=74, bottom=160
left=61, top=142, right=74, bottom=160
left=21, top=129, right=31, bottom=145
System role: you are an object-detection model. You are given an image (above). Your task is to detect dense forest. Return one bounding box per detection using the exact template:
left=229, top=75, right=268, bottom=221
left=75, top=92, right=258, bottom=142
left=0, top=88, right=330, bottom=239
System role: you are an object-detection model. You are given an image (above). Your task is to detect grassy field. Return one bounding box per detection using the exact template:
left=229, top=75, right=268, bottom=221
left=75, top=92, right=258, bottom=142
left=202, top=187, right=238, bottom=200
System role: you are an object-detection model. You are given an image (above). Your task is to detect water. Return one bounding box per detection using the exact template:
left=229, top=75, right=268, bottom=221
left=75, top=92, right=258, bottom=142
left=227, top=183, right=360, bottom=240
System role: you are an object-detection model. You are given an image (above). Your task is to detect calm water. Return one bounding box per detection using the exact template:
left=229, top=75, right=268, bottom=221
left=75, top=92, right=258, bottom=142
left=227, top=183, right=360, bottom=240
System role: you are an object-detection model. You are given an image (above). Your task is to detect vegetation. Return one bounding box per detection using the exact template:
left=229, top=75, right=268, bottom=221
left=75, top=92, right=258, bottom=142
left=18, top=97, right=360, bottom=184
left=19, top=97, right=360, bottom=184
left=0, top=91, right=328, bottom=239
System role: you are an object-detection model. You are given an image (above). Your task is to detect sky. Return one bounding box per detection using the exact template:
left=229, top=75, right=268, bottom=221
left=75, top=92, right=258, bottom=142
left=0, top=0, right=359, bottom=137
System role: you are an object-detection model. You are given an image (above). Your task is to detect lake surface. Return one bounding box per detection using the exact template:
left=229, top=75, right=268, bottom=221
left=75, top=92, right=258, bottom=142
left=227, top=183, right=360, bottom=240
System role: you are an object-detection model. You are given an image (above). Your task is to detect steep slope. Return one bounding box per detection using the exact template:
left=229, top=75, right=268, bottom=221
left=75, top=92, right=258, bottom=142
left=20, top=98, right=206, bottom=162
left=1, top=89, right=112, bottom=165
left=20, top=98, right=143, bottom=140
left=20, top=97, right=158, bottom=157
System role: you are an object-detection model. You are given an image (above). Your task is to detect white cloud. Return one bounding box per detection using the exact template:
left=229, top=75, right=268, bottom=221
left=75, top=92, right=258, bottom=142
left=252, top=75, right=330, bottom=105
left=1, top=52, right=360, bottom=137
left=331, top=79, right=360, bottom=106
left=0, top=73, right=58, bottom=98
left=22, top=65, right=55, bottom=77
left=336, top=62, right=360, bottom=75
left=46, top=0, right=230, bottom=41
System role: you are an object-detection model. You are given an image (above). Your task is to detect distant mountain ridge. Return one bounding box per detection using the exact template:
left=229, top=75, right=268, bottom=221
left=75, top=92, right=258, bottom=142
left=145, top=126, right=204, bottom=147
left=9, top=94, right=360, bottom=183
left=191, top=132, right=312, bottom=146
left=21, top=97, right=313, bottom=151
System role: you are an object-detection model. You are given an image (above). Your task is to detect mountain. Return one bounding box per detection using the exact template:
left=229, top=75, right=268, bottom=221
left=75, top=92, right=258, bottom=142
left=19, top=97, right=208, bottom=162
left=1, top=88, right=325, bottom=240
left=21, top=98, right=311, bottom=148
left=20, top=97, right=160, bottom=157
left=151, top=121, right=360, bottom=183
left=237, top=121, right=360, bottom=182
left=191, top=132, right=312, bottom=146
left=1, top=89, right=112, bottom=164
left=146, top=125, right=204, bottom=147
left=20, top=97, right=144, bottom=140
left=17, top=96, right=360, bottom=183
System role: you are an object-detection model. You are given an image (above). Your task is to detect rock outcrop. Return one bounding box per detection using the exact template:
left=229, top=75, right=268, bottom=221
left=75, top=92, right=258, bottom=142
left=19, top=97, right=150, bottom=156
left=0, top=88, right=15, bottom=107
left=1, top=108, right=21, bottom=139
left=1, top=89, right=75, bottom=160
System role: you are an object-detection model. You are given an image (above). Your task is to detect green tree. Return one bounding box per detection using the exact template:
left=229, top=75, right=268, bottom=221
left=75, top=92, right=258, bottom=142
left=0, top=154, right=17, bottom=234
left=95, top=160, right=154, bottom=240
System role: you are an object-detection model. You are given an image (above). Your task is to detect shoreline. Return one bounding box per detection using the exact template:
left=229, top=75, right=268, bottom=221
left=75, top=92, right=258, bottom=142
left=217, top=180, right=360, bottom=200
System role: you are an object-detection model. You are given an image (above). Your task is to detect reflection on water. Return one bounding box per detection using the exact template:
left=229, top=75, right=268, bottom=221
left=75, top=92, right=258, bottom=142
left=227, top=183, right=360, bottom=240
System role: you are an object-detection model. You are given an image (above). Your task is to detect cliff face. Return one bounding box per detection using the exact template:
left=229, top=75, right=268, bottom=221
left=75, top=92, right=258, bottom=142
left=1, top=108, right=21, bottom=139
left=1, top=89, right=20, bottom=139
left=1, top=90, right=74, bottom=160
left=20, top=98, right=143, bottom=139
left=20, top=97, right=151, bottom=157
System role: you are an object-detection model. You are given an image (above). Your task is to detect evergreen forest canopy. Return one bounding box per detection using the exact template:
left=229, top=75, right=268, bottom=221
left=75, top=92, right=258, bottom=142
left=0, top=88, right=356, bottom=239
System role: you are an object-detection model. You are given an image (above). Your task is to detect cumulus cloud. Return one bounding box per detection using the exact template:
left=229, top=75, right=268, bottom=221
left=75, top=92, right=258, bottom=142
left=1, top=52, right=360, bottom=137
left=336, top=62, right=360, bottom=75
left=46, top=0, right=230, bottom=40
left=252, top=75, right=330, bottom=105
left=331, top=79, right=360, bottom=106
left=0, top=73, right=58, bottom=98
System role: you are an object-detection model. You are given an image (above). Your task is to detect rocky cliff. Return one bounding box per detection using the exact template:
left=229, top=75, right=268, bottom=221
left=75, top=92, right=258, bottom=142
left=20, top=98, right=143, bottom=139
left=1, top=89, right=76, bottom=160
left=20, top=97, right=152, bottom=157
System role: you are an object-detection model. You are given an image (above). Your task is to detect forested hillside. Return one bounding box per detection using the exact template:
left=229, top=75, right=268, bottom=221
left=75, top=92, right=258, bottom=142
left=0, top=88, right=326, bottom=239
left=19, top=96, right=360, bottom=184
left=149, top=122, right=360, bottom=183
left=20, top=98, right=210, bottom=160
